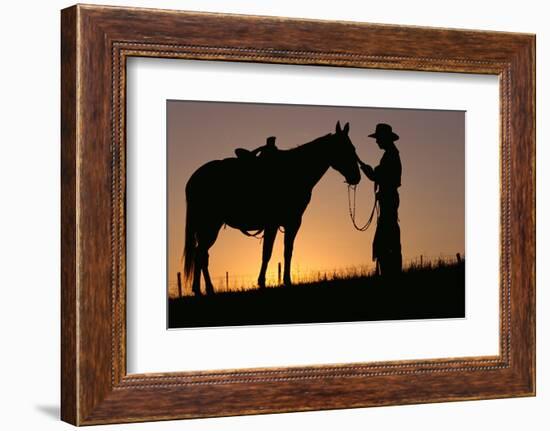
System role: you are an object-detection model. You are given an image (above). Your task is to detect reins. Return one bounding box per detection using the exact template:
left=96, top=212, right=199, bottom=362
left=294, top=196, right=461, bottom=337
left=347, top=183, right=378, bottom=231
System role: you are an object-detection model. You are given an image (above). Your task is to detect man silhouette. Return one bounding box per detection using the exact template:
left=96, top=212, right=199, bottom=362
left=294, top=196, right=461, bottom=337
left=359, top=123, right=402, bottom=277
left=235, top=136, right=278, bottom=160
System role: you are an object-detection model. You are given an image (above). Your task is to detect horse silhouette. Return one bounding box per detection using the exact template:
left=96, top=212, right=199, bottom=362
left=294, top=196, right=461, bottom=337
left=183, top=121, right=361, bottom=295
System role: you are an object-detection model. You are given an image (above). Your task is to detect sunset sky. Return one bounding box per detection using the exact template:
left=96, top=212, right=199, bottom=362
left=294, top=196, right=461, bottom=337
left=167, top=100, right=465, bottom=296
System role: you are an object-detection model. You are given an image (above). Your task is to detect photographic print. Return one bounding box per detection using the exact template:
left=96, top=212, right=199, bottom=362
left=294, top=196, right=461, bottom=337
left=167, top=100, right=465, bottom=328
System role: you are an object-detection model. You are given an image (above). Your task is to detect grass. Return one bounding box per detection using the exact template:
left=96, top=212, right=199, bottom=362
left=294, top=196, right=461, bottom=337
left=168, top=258, right=465, bottom=328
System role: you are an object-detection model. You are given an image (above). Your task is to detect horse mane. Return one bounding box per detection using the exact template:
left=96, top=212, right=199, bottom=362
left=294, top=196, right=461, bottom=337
left=282, top=133, right=333, bottom=154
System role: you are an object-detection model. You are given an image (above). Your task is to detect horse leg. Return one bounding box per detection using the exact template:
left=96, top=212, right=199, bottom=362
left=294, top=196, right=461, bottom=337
left=283, top=220, right=301, bottom=286
left=197, top=223, right=221, bottom=296
left=258, top=226, right=277, bottom=289
left=200, top=250, right=214, bottom=295
left=186, top=205, right=203, bottom=296
left=191, top=260, right=202, bottom=296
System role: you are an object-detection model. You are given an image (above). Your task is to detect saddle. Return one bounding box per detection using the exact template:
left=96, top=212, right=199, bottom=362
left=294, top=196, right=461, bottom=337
left=234, top=148, right=254, bottom=159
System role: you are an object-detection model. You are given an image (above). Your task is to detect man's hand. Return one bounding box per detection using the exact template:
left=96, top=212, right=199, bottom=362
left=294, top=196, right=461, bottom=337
left=359, top=161, right=374, bottom=177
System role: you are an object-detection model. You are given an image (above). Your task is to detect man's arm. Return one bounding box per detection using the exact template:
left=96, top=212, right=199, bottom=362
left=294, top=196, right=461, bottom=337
left=359, top=160, right=376, bottom=182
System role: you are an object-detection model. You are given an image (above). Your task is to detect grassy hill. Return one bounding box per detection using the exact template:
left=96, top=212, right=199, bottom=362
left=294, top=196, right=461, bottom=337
left=168, top=259, right=465, bottom=328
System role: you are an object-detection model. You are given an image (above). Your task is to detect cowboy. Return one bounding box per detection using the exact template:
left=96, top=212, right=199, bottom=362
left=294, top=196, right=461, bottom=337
left=359, top=123, right=402, bottom=277
left=235, top=136, right=279, bottom=160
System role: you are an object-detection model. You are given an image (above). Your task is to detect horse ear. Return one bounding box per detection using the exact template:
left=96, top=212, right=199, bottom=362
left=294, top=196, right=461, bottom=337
left=343, top=122, right=350, bottom=135
left=336, top=121, right=342, bottom=133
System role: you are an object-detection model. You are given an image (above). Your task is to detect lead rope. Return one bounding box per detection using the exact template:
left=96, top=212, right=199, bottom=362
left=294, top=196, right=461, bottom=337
left=347, top=183, right=378, bottom=231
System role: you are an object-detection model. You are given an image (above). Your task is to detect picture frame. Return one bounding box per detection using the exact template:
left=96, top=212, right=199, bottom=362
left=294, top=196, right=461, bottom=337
left=61, top=4, right=535, bottom=425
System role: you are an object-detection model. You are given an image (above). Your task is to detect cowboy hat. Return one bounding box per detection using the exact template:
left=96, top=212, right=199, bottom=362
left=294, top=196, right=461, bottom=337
left=368, top=123, right=399, bottom=141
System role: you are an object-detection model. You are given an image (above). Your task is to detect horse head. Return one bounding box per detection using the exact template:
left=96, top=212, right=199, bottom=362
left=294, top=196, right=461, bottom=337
left=329, top=121, right=361, bottom=185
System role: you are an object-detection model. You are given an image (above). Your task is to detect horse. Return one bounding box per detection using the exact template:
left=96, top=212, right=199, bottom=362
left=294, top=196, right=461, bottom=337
left=183, top=121, right=361, bottom=295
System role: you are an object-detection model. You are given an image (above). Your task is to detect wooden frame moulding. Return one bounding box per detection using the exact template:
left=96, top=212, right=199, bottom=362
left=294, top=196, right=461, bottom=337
left=61, top=4, right=535, bottom=425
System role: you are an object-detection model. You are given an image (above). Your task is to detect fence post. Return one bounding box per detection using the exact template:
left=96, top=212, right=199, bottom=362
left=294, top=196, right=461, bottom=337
left=278, top=262, right=282, bottom=285
left=420, top=255, right=423, bottom=266
left=177, top=272, right=183, bottom=298
left=226, top=271, right=229, bottom=291
left=456, top=253, right=462, bottom=263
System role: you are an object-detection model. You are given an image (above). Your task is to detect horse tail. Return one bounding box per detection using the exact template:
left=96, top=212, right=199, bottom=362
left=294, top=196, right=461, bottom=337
left=182, top=196, right=197, bottom=283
